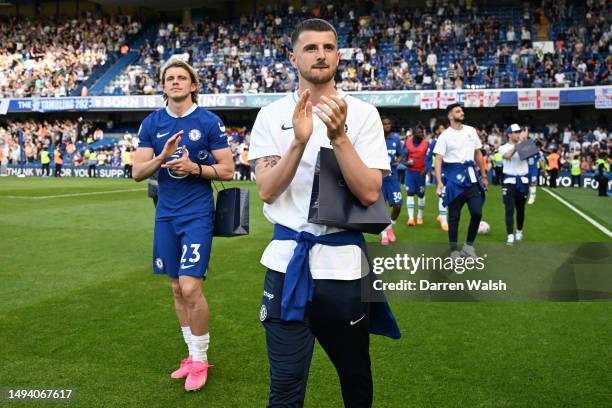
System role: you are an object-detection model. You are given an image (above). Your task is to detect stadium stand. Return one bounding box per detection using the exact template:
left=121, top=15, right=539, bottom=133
left=94, top=0, right=610, bottom=95
left=0, top=13, right=142, bottom=97
left=0, top=119, right=137, bottom=168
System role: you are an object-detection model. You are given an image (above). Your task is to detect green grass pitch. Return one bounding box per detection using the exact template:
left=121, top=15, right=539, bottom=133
left=0, top=177, right=610, bottom=407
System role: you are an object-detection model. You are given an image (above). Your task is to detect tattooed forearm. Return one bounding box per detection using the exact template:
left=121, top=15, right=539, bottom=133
left=257, top=155, right=280, bottom=168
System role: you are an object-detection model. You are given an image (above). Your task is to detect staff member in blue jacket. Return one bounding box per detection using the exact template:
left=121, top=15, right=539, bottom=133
left=499, top=124, right=529, bottom=245
left=434, top=103, right=488, bottom=259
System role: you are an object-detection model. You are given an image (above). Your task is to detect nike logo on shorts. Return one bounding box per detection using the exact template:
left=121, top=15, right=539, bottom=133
left=181, top=264, right=195, bottom=269
left=350, top=314, right=366, bottom=326
left=281, top=124, right=293, bottom=130
left=157, top=132, right=170, bottom=138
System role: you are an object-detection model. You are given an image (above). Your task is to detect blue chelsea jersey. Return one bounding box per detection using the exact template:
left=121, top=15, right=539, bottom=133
left=425, top=138, right=437, bottom=169
left=138, top=105, right=229, bottom=220
left=385, top=134, right=403, bottom=178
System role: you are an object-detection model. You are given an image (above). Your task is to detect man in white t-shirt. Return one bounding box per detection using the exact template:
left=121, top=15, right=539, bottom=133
left=248, top=19, right=398, bottom=407
left=433, top=103, right=488, bottom=259
left=499, top=124, right=529, bottom=246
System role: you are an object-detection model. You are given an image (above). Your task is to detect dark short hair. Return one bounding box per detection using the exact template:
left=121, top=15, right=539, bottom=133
left=291, top=18, right=337, bottom=49
left=413, top=125, right=426, bottom=137
left=446, top=102, right=462, bottom=114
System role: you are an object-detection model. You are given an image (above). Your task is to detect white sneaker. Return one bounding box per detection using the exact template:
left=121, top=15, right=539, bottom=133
left=450, top=250, right=463, bottom=261
left=515, top=230, right=523, bottom=241
left=506, top=234, right=515, bottom=246
left=461, top=244, right=478, bottom=259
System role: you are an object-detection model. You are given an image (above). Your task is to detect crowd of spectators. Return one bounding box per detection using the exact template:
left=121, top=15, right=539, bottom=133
left=219, top=119, right=611, bottom=181
left=0, top=13, right=141, bottom=98
left=104, top=0, right=610, bottom=96
left=1, top=116, right=608, bottom=183
left=0, top=119, right=138, bottom=170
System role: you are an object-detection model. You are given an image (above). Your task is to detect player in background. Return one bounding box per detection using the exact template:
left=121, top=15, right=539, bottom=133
left=381, top=116, right=404, bottom=245
left=526, top=129, right=546, bottom=204
left=425, top=122, right=448, bottom=231
left=405, top=125, right=429, bottom=226
left=434, top=103, right=488, bottom=259
left=133, top=58, right=234, bottom=392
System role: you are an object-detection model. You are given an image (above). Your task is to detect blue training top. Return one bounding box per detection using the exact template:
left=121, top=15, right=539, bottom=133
left=441, top=160, right=486, bottom=207
left=273, top=224, right=401, bottom=339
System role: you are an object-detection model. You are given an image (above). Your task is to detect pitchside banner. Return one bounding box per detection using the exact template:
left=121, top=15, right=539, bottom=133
left=363, top=243, right=612, bottom=301
left=6, top=166, right=610, bottom=189
left=5, top=165, right=127, bottom=178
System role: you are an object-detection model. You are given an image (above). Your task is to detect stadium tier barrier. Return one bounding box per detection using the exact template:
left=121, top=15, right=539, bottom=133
left=0, top=86, right=610, bottom=113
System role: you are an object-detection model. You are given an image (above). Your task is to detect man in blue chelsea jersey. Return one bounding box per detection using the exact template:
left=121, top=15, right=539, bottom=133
left=380, top=116, right=404, bottom=245
left=133, top=58, right=234, bottom=392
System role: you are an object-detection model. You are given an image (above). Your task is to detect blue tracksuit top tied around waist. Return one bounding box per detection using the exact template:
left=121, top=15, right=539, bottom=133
left=441, top=160, right=486, bottom=207
left=504, top=175, right=528, bottom=193
left=272, top=224, right=401, bottom=339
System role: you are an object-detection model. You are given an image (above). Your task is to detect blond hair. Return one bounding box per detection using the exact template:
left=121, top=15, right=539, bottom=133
left=159, top=58, right=200, bottom=104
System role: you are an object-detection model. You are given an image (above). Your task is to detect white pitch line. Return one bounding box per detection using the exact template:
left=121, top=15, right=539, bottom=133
left=3, top=188, right=146, bottom=200
left=542, top=187, right=612, bottom=238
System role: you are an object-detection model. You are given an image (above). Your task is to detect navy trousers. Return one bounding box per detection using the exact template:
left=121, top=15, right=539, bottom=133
left=260, top=269, right=372, bottom=408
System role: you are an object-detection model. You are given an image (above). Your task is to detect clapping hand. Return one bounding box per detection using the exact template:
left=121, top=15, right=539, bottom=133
left=315, top=94, right=348, bottom=143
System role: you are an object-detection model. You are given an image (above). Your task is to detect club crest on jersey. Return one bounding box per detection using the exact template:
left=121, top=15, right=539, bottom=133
left=188, top=129, right=201, bottom=141
left=155, top=258, right=164, bottom=269
left=218, top=122, right=226, bottom=132
left=259, top=304, right=268, bottom=321
left=167, top=147, right=189, bottom=179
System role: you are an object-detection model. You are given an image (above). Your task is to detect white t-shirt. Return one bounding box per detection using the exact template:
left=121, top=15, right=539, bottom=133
left=433, top=125, right=482, bottom=182
left=594, top=129, right=606, bottom=142
left=499, top=143, right=529, bottom=178
left=249, top=91, right=390, bottom=280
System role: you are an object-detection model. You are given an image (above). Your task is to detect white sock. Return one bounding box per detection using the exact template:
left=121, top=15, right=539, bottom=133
left=418, top=197, right=425, bottom=218
left=438, top=198, right=447, bottom=224
left=390, top=219, right=396, bottom=225
left=406, top=196, right=415, bottom=220
left=191, top=333, right=210, bottom=362
left=529, top=186, right=536, bottom=197
left=181, top=326, right=193, bottom=357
